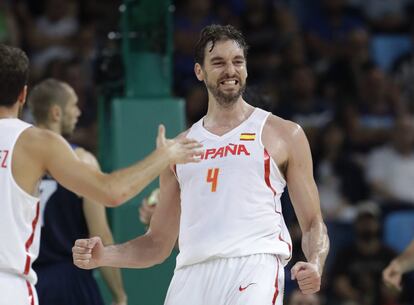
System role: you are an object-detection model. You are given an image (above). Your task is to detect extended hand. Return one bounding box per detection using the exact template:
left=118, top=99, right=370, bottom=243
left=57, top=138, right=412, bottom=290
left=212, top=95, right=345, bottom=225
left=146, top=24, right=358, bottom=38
left=72, top=236, right=104, bottom=269
left=383, top=260, right=403, bottom=291
left=156, top=124, right=203, bottom=164
left=291, top=261, right=321, bottom=294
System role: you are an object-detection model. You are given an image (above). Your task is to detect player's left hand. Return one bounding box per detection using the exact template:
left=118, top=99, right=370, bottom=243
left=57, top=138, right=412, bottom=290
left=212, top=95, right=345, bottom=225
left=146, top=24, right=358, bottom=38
left=291, top=261, right=321, bottom=294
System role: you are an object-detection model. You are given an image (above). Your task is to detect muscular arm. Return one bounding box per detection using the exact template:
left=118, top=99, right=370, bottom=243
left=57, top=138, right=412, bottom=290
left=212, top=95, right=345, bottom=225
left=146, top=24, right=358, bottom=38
left=286, top=124, right=329, bottom=275
left=16, top=125, right=199, bottom=206
left=78, top=149, right=126, bottom=304
left=73, top=167, right=181, bottom=269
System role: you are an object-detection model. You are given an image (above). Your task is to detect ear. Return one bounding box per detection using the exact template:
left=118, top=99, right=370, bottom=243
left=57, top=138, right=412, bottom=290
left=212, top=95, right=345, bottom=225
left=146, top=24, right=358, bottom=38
left=49, top=104, right=62, bottom=122
left=17, top=85, right=27, bottom=107
left=194, top=63, right=204, bottom=81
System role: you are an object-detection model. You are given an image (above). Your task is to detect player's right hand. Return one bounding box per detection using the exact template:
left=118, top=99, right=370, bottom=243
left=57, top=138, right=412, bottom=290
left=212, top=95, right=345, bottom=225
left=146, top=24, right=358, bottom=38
left=72, top=236, right=104, bottom=270
left=383, top=260, right=403, bottom=291
left=156, top=124, right=203, bottom=164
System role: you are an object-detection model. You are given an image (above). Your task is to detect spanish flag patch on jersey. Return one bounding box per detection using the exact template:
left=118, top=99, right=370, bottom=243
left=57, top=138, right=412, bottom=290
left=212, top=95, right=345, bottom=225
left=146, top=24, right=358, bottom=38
left=240, top=133, right=256, bottom=141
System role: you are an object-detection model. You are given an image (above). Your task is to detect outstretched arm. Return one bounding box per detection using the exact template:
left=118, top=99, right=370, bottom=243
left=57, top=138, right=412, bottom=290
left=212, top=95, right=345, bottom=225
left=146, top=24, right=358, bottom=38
left=32, top=125, right=200, bottom=206
left=286, top=124, right=329, bottom=294
left=383, top=239, right=414, bottom=291
left=73, top=167, right=181, bottom=269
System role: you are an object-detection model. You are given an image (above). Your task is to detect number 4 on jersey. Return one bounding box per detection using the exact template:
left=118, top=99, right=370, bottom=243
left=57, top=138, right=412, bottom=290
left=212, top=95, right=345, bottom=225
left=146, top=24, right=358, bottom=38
left=206, top=168, right=220, bottom=192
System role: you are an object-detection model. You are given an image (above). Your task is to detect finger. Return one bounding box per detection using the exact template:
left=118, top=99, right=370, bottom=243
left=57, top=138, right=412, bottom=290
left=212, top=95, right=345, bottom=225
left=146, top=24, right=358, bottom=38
left=87, top=236, right=101, bottom=249
left=300, top=287, right=320, bottom=295
left=73, top=252, right=92, bottom=260
left=158, top=124, right=165, bottom=140
left=296, top=269, right=318, bottom=281
left=72, top=245, right=92, bottom=254
left=75, top=239, right=89, bottom=247
left=298, top=281, right=320, bottom=289
left=291, top=261, right=307, bottom=280
left=73, top=259, right=91, bottom=269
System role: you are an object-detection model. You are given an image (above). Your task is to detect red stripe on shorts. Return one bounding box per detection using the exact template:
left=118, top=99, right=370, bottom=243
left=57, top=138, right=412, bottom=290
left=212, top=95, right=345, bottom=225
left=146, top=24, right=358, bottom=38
left=24, top=202, right=40, bottom=275
left=272, top=257, right=280, bottom=305
left=26, top=281, right=34, bottom=305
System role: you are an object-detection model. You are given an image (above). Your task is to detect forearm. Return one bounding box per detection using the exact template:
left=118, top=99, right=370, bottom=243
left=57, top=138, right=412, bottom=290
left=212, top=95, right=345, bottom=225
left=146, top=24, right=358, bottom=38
left=395, top=240, right=414, bottom=273
left=100, top=233, right=170, bottom=268
left=105, top=147, right=171, bottom=205
left=100, top=266, right=126, bottom=302
left=301, top=217, right=330, bottom=274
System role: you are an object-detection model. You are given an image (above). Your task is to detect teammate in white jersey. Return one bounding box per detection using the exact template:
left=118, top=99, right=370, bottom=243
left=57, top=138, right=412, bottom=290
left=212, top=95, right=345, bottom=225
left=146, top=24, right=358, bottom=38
left=0, top=44, right=202, bottom=305
left=73, top=25, right=330, bottom=305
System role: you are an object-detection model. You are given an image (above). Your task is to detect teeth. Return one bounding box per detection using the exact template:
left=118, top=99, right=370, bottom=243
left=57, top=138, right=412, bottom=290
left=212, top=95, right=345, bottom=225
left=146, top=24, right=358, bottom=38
left=222, top=80, right=237, bottom=85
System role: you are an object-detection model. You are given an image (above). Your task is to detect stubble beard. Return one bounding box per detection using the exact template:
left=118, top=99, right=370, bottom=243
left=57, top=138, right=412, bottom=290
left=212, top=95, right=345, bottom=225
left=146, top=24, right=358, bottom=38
left=205, top=80, right=246, bottom=108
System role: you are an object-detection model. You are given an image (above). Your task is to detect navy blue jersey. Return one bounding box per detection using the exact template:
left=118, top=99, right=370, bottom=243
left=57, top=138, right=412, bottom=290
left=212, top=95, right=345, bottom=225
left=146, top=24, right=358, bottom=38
left=33, top=144, right=104, bottom=305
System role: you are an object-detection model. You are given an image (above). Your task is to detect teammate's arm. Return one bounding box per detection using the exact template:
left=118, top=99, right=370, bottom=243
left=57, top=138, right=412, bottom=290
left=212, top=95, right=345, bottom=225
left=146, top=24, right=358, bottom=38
left=73, top=167, right=181, bottom=269
left=34, top=125, right=199, bottom=206
left=78, top=149, right=127, bottom=305
left=285, top=124, right=329, bottom=294
left=383, top=239, right=414, bottom=291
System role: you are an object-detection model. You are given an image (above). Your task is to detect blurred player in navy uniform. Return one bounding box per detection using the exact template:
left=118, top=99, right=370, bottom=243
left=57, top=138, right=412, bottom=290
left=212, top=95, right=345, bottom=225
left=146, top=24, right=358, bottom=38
left=29, top=79, right=127, bottom=305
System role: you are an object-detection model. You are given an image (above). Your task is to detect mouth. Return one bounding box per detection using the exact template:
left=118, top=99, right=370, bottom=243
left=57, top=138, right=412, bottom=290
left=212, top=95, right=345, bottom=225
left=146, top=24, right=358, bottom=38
left=219, top=79, right=239, bottom=87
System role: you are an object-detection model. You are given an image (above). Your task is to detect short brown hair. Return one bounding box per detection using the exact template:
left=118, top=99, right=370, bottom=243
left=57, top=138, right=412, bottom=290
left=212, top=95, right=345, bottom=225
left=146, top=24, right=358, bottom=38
left=28, top=79, right=73, bottom=124
left=194, top=24, right=248, bottom=66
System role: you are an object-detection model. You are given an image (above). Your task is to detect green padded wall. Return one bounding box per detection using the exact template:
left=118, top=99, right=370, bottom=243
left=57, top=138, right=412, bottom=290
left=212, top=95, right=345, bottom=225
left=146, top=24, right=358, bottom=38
left=96, top=98, right=186, bottom=305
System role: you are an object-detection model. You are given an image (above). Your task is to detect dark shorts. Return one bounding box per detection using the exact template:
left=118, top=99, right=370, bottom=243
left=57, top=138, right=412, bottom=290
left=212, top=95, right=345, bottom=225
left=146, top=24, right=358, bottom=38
left=35, top=261, right=104, bottom=305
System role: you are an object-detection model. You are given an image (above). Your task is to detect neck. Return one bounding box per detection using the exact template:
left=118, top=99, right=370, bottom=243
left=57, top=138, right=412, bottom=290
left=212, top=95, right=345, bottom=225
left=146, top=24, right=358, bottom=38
left=0, top=105, right=19, bottom=119
left=37, top=121, right=61, bottom=134
left=204, top=95, right=254, bottom=129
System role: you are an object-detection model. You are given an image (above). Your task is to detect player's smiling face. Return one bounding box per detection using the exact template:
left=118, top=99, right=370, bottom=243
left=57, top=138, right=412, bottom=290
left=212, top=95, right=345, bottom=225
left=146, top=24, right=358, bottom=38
left=195, top=39, right=247, bottom=107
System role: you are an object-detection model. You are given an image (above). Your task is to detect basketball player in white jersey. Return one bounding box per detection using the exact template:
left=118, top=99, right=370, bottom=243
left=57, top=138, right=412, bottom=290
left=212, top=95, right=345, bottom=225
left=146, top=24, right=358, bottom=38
left=0, top=44, right=202, bottom=305
left=73, top=25, right=330, bottom=305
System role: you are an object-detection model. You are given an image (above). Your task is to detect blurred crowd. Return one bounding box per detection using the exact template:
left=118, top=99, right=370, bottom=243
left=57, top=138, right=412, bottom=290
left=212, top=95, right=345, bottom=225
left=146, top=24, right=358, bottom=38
left=3, top=0, right=414, bottom=304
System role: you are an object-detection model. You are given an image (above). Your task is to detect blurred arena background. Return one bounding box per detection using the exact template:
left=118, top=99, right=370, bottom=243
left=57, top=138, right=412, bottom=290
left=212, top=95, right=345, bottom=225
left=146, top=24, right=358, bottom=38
left=3, top=0, right=414, bottom=304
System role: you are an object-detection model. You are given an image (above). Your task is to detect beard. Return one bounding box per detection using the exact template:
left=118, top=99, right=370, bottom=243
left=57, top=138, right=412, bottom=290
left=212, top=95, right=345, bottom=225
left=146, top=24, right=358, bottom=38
left=205, top=77, right=246, bottom=108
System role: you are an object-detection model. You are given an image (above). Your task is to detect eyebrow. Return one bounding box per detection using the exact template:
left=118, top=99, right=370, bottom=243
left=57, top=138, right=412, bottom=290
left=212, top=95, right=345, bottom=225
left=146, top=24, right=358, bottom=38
left=209, top=55, right=245, bottom=62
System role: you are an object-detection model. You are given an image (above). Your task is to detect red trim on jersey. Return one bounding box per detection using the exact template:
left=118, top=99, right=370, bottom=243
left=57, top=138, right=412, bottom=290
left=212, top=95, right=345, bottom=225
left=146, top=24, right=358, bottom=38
left=264, top=149, right=277, bottom=196
left=26, top=281, right=34, bottom=305
left=23, top=202, right=40, bottom=275
left=279, top=233, right=292, bottom=260
left=272, top=257, right=280, bottom=305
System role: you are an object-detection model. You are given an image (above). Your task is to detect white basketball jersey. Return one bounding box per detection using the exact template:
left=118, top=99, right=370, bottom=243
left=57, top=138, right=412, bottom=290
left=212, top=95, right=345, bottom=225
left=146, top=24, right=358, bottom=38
left=0, top=119, right=40, bottom=284
left=175, top=108, right=292, bottom=270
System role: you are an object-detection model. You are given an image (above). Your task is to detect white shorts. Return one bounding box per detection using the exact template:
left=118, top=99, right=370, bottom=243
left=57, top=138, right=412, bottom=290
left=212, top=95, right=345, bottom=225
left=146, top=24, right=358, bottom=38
left=0, top=272, right=38, bottom=305
left=164, top=254, right=284, bottom=305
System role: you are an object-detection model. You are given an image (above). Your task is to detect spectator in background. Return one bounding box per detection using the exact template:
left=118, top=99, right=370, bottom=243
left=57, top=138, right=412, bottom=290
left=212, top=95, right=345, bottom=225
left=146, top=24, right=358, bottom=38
left=330, top=203, right=397, bottom=305
left=315, top=123, right=369, bottom=222
left=392, top=25, right=414, bottom=114
left=288, top=289, right=321, bottom=305
left=24, top=0, right=80, bottom=79
left=347, top=0, right=412, bottom=32
left=344, top=62, right=403, bottom=152
left=326, top=28, right=371, bottom=101
left=240, top=0, right=284, bottom=84
left=174, top=0, right=217, bottom=96
left=279, top=65, right=333, bottom=149
left=0, top=1, right=20, bottom=46
left=303, top=0, right=365, bottom=63
left=366, top=115, right=414, bottom=206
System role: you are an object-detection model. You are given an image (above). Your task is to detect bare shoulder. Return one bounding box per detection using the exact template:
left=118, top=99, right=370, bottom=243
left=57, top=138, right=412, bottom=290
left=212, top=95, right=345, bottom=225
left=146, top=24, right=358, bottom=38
left=18, top=126, right=70, bottom=157
left=74, top=147, right=99, bottom=168
left=263, top=114, right=303, bottom=143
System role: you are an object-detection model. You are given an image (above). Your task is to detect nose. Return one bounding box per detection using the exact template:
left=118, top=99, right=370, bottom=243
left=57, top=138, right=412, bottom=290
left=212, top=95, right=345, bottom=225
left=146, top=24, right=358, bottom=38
left=75, top=106, right=81, bottom=118
left=224, top=61, right=236, bottom=76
